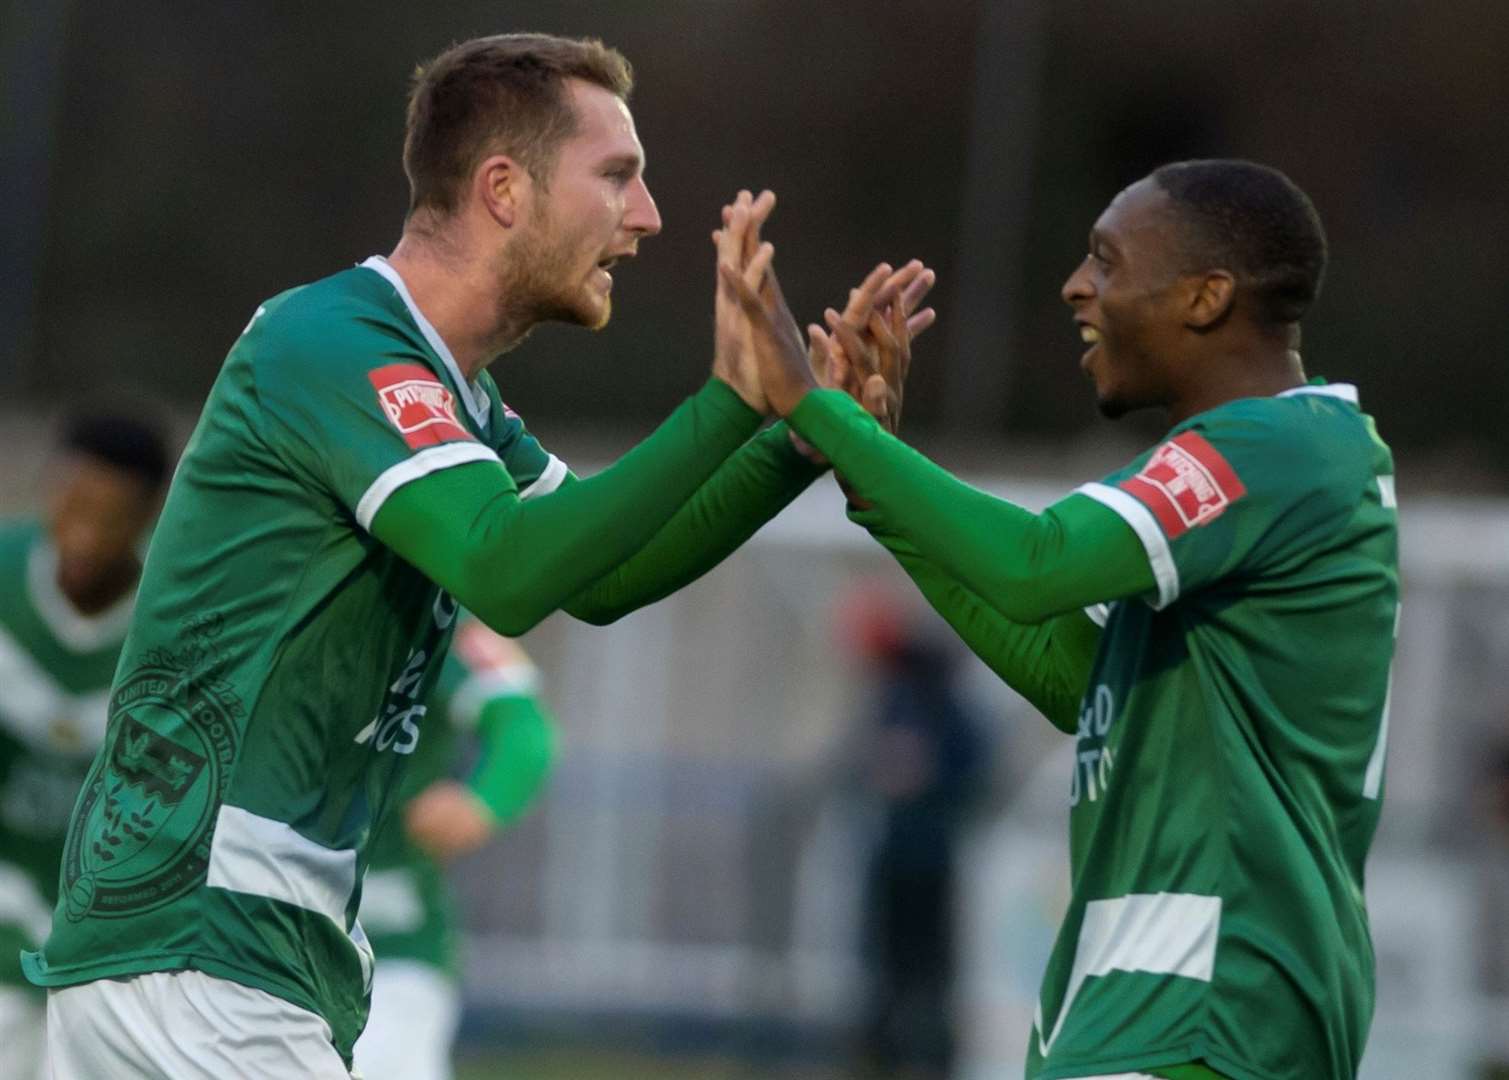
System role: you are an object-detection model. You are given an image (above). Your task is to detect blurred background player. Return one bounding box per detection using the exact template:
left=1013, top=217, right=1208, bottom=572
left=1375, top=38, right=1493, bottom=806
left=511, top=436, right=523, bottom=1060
left=0, top=410, right=170, bottom=1080
left=837, top=589, right=986, bottom=1080
left=353, top=617, right=557, bottom=1080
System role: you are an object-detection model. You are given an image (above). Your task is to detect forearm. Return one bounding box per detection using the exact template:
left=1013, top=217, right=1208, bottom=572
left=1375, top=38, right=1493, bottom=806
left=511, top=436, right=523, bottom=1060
left=467, top=696, right=557, bottom=823
left=790, top=390, right=1154, bottom=622
left=374, top=379, right=761, bottom=635
left=861, top=520, right=1098, bottom=732
left=564, top=424, right=824, bottom=624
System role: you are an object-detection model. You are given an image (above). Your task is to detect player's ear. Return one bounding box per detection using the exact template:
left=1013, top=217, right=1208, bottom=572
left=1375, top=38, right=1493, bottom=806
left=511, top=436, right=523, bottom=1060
left=1186, top=269, right=1235, bottom=330
left=476, top=154, right=528, bottom=230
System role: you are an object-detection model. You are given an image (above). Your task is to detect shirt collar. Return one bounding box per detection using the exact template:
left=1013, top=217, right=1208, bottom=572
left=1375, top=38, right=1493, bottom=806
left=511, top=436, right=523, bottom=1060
left=1277, top=382, right=1359, bottom=404
left=359, top=255, right=491, bottom=429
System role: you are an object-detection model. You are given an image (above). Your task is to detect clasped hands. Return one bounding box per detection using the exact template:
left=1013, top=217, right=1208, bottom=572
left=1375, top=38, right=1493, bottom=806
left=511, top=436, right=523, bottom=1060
left=710, top=189, right=935, bottom=455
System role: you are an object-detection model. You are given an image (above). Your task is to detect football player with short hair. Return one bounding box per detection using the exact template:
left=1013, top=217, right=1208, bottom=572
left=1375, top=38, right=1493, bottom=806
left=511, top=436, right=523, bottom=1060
left=728, top=159, right=1397, bottom=1080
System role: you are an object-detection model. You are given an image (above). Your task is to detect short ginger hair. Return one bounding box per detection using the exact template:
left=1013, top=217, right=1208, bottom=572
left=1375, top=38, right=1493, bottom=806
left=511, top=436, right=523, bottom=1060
left=403, top=33, right=633, bottom=217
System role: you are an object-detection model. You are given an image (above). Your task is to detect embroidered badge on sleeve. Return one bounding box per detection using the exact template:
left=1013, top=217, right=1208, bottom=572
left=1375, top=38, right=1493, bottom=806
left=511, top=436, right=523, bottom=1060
left=369, top=363, right=476, bottom=449
left=1119, top=431, right=1247, bottom=539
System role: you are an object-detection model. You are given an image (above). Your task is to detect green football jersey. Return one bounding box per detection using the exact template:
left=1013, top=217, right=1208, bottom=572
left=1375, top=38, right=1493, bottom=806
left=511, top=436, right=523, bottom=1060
left=0, top=520, right=132, bottom=988
left=1028, top=385, right=1398, bottom=1080
left=23, top=257, right=564, bottom=1062
left=359, top=620, right=545, bottom=977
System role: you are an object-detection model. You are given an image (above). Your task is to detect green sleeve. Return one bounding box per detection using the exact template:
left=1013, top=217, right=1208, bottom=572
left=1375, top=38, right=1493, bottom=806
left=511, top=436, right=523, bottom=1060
left=466, top=694, right=558, bottom=823
left=563, top=422, right=824, bottom=624
left=371, top=379, right=761, bottom=636
left=853, top=513, right=1100, bottom=733
left=788, top=389, right=1156, bottom=624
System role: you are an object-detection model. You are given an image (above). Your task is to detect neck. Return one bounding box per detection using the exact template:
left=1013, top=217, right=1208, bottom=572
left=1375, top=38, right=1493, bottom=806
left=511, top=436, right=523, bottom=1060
left=1166, top=336, right=1306, bottom=425
left=386, top=227, right=531, bottom=381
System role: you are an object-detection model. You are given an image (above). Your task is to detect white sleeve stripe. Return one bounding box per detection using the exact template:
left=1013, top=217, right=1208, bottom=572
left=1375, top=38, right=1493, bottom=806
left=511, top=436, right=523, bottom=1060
left=1084, top=603, right=1111, bottom=628
left=1074, top=483, right=1180, bottom=610
left=355, top=442, right=502, bottom=531
left=518, top=454, right=569, bottom=500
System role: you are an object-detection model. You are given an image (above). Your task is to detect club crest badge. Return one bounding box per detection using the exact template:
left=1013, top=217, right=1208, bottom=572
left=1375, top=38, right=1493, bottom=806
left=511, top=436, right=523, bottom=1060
left=61, top=636, right=241, bottom=922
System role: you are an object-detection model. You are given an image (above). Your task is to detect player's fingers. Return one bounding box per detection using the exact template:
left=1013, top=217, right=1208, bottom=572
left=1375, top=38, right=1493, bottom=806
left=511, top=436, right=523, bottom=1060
left=809, top=323, right=849, bottom=389
left=890, top=297, right=913, bottom=384
left=867, top=310, right=900, bottom=386
left=806, top=326, right=830, bottom=384
left=749, top=189, right=776, bottom=227
left=722, top=201, right=752, bottom=265
left=827, top=310, right=874, bottom=381
left=743, top=241, right=775, bottom=292
left=743, top=190, right=775, bottom=262
left=872, top=260, right=925, bottom=311
left=732, top=189, right=763, bottom=260
left=719, top=261, right=767, bottom=318
left=905, top=307, right=937, bottom=339
left=843, top=263, right=892, bottom=326
left=862, top=374, right=891, bottom=427
left=898, top=267, right=936, bottom=317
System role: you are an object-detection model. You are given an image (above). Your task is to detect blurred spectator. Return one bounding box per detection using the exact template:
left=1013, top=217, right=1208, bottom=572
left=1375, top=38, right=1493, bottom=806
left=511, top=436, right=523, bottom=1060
left=0, top=409, right=170, bottom=1080
left=839, top=588, right=988, bottom=1080
left=1476, top=743, right=1509, bottom=1079
left=1478, top=745, right=1509, bottom=992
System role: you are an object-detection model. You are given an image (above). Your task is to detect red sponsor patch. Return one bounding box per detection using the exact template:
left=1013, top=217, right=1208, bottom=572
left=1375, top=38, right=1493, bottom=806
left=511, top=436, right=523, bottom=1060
left=1119, top=431, right=1246, bottom=539
left=368, top=363, right=476, bottom=449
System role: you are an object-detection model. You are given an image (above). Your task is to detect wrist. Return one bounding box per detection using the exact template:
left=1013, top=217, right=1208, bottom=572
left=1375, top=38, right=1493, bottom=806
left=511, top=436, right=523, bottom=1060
left=785, top=426, right=829, bottom=469
left=773, top=382, right=815, bottom=420
left=710, top=373, right=768, bottom=417
left=702, top=376, right=764, bottom=425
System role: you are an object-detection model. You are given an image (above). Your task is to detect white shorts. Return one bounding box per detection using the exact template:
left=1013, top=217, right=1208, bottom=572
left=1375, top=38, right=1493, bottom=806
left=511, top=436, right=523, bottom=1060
left=46, top=970, right=359, bottom=1079
left=0, top=986, right=47, bottom=1080
left=351, top=960, right=460, bottom=1080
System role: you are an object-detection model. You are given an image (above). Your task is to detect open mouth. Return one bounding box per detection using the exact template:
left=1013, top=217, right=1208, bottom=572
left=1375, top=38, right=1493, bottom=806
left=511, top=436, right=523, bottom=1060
left=1076, top=322, right=1102, bottom=371
left=590, top=256, right=621, bottom=294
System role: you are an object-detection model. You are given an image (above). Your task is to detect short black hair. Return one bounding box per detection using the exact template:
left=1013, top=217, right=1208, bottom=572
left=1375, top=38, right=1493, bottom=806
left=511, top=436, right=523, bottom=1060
left=1151, top=159, right=1328, bottom=326
left=61, top=412, right=172, bottom=493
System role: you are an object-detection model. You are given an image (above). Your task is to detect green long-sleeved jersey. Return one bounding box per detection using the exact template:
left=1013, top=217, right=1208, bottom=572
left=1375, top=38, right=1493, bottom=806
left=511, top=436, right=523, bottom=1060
left=790, top=384, right=1397, bottom=1080
left=25, top=257, right=820, bottom=1064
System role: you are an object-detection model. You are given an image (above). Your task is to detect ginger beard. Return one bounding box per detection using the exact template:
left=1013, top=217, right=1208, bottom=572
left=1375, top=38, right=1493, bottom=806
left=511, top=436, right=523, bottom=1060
left=502, top=185, right=616, bottom=334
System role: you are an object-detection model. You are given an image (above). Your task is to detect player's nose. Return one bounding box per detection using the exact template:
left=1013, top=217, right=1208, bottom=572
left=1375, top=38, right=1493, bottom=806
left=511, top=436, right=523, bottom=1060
left=624, top=177, right=662, bottom=238
left=1061, top=257, right=1094, bottom=307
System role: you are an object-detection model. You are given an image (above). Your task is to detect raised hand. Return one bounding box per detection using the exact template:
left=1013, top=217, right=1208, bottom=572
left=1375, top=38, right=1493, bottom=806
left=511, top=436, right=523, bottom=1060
left=808, top=260, right=936, bottom=435
left=716, top=233, right=817, bottom=419
left=710, top=189, right=778, bottom=413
